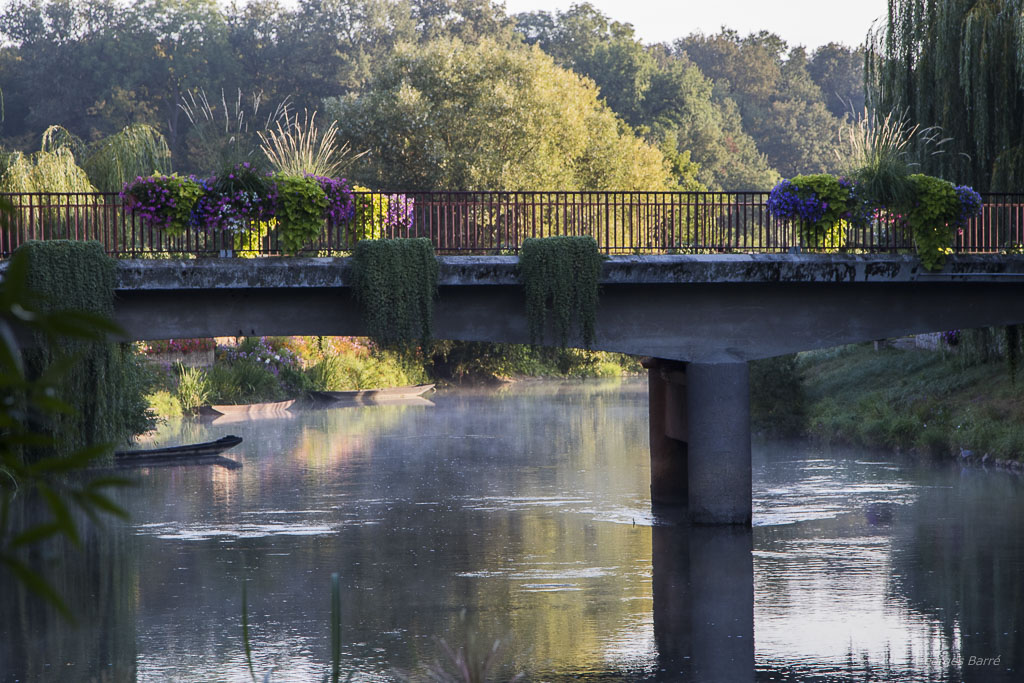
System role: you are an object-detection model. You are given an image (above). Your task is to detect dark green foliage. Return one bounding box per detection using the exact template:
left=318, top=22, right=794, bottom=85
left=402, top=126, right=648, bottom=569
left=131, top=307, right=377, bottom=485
left=750, top=354, right=807, bottom=437
left=351, top=238, right=438, bottom=347
left=1007, top=325, right=1020, bottom=384
left=274, top=174, right=327, bottom=255
left=807, top=43, right=866, bottom=118
left=867, top=0, right=1024, bottom=191
left=958, top=327, right=1002, bottom=367
left=15, top=240, right=152, bottom=457
left=677, top=29, right=844, bottom=178
left=519, top=236, right=601, bottom=348
left=205, top=361, right=284, bottom=405
left=427, top=340, right=636, bottom=381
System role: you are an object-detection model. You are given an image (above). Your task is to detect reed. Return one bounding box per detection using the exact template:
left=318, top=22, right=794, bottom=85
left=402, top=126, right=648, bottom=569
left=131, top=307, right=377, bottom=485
left=259, top=110, right=367, bottom=177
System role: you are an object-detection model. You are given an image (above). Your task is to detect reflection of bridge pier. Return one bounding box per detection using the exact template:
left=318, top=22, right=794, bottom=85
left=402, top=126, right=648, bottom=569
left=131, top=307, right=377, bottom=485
left=652, top=517, right=754, bottom=681
left=644, top=358, right=752, bottom=525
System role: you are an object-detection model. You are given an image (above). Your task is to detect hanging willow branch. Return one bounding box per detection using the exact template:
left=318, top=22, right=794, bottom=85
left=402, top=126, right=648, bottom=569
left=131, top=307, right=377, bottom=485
left=85, top=124, right=172, bottom=192
left=15, top=240, right=151, bottom=458
left=519, top=236, right=601, bottom=348
left=350, top=238, right=438, bottom=346
left=867, top=0, right=1024, bottom=191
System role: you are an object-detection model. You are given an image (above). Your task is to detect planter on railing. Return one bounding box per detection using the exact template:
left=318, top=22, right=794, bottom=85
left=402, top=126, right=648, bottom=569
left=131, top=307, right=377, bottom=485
left=1, top=189, right=1021, bottom=257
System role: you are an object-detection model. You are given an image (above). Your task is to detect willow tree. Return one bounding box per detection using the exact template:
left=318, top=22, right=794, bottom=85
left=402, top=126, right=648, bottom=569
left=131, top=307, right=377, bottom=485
left=85, top=124, right=172, bottom=192
left=867, top=0, right=1024, bottom=190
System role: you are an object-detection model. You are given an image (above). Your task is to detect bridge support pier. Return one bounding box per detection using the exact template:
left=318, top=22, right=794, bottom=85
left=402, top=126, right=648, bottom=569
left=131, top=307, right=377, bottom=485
left=643, top=358, right=689, bottom=506
left=644, top=358, right=752, bottom=525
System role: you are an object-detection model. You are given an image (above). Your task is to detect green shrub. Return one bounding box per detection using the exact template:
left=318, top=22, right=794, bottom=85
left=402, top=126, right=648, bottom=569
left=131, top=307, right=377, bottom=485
left=305, top=349, right=427, bottom=390
left=206, top=361, right=285, bottom=404
left=147, top=390, right=183, bottom=418
left=174, top=364, right=210, bottom=413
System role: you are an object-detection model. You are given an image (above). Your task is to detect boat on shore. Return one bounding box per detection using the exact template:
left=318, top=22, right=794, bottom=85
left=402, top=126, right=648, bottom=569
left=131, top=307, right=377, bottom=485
left=199, top=399, right=295, bottom=416
left=310, top=383, right=435, bottom=404
left=114, top=435, right=243, bottom=469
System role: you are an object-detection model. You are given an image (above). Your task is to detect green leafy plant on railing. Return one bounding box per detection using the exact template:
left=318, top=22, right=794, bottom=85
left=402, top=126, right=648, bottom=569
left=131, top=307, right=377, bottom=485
left=274, top=174, right=328, bottom=254
left=519, top=236, right=602, bottom=348
left=902, top=173, right=961, bottom=271
left=351, top=238, right=437, bottom=346
left=768, top=172, right=983, bottom=270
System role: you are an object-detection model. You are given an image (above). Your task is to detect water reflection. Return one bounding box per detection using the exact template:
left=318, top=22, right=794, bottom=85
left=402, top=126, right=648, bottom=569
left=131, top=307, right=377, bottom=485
left=1, top=380, right=1023, bottom=682
left=652, top=516, right=754, bottom=682
left=0, top=499, right=137, bottom=682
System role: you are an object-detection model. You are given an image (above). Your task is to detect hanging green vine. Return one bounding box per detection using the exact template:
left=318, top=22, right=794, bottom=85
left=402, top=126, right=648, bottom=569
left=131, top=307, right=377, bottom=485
left=15, top=240, right=151, bottom=458
left=519, top=236, right=602, bottom=348
left=350, top=238, right=437, bottom=346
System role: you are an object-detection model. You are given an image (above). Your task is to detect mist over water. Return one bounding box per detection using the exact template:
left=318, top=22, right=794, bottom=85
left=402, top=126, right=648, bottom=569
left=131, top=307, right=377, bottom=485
left=2, top=379, right=1022, bottom=681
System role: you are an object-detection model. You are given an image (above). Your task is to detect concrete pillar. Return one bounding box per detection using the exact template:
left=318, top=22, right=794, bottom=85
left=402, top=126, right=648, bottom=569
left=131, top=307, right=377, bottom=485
left=642, top=358, right=688, bottom=505
left=686, top=362, right=752, bottom=525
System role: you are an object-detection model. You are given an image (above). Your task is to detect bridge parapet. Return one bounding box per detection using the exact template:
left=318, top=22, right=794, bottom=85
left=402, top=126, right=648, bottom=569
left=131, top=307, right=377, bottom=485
left=110, top=253, right=1024, bottom=291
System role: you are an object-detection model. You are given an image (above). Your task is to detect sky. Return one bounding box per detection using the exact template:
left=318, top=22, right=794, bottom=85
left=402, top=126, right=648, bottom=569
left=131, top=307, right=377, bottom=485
left=501, top=0, right=891, bottom=50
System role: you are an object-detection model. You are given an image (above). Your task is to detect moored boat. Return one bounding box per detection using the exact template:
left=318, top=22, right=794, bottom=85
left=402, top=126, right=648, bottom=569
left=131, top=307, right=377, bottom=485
left=310, top=383, right=435, bottom=404
left=199, top=399, right=295, bottom=416
left=114, top=435, right=243, bottom=466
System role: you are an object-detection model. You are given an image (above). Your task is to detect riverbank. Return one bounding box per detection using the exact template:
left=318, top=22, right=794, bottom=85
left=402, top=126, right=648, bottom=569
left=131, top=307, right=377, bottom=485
left=143, top=337, right=640, bottom=418
left=800, top=342, right=1024, bottom=464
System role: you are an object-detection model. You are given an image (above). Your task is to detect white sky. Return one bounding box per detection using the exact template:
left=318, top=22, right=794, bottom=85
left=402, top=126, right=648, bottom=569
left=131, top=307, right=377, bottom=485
left=501, top=0, right=890, bottom=50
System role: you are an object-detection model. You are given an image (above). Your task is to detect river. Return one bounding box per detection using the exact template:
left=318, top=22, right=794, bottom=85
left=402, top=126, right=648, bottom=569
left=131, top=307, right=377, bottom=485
left=1, top=379, right=1022, bottom=681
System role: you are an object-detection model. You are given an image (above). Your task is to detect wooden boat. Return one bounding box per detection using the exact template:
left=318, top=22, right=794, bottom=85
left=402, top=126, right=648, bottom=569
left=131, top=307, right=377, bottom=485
left=199, top=399, right=295, bottom=416
left=114, top=435, right=243, bottom=469
left=310, top=383, right=435, bottom=404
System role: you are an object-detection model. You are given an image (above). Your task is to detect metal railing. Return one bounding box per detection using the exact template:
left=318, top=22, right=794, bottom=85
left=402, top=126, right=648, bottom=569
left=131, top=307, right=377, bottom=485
left=1, top=190, right=1022, bottom=257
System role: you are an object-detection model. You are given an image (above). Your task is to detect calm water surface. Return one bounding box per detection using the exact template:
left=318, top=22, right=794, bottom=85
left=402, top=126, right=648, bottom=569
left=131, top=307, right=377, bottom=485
left=2, top=379, right=1023, bottom=681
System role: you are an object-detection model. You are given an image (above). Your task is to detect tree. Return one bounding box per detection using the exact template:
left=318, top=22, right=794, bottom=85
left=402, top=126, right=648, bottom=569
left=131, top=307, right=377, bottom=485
left=809, top=42, right=866, bottom=118
left=409, top=0, right=514, bottom=43
left=677, top=29, right=846, bottom=177
left=328, top=38, right=680, bottom=192
left=867, top=0, right=1024, bottom=191
left=514, top=5, right=774, bottom=190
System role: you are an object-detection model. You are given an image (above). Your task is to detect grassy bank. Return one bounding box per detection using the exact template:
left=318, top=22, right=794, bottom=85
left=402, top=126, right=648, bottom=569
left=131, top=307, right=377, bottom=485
left=143, top=337, right=640, bottom=418
left=799, top=342, right=1024, bottom=462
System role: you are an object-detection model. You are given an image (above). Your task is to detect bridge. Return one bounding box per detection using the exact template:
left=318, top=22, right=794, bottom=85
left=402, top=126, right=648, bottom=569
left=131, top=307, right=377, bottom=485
left=7, top=189, right=1024, bottom=524
left=107, top=253, right=1024, bottom=526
